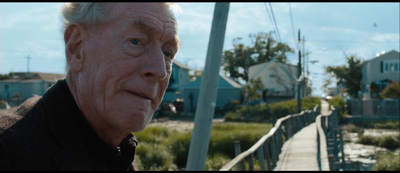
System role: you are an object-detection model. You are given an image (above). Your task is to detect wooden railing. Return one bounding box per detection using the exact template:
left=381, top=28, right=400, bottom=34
left=219, top=105, right=320, bottom=171
left=317, top=105, right=346, bottom=171
left=316, top=105, right=337, bottom=171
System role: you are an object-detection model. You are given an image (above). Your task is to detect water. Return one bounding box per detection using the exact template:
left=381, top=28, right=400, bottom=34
left=341, top=127, right=400, bottom=171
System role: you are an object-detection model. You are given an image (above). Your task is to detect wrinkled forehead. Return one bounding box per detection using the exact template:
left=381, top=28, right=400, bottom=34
left=109, top=3, right=177, bottom=29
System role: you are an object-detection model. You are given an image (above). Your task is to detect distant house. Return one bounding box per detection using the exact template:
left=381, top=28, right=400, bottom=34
left=248, top=59, right=299, bottom=103
left=163, top=60, right=190, bottom=102
left=0, top=72, right=66, bottom=106
left=182, top=75, right=243, bottom=114
left=361, top=50, right=400, bottom=99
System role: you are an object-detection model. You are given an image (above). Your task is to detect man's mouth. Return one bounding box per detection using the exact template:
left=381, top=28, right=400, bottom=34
left=127, top=91, right=151, bottom=100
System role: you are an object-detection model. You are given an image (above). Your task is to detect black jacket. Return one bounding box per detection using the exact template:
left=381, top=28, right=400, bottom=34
left=0, top=80, right=138, bottom=171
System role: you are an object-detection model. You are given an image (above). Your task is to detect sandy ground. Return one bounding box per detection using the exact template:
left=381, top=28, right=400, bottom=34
left=147, top=118, right=224, bottom=133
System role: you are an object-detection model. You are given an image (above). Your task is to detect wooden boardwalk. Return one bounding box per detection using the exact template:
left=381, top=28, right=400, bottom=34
left=273, top=101, right=330, bottom=171
left=273, top=122, right=319, bottom=170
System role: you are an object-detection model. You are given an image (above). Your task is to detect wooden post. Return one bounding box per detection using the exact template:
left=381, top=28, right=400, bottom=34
left=234, top=140, right=245, bottom=170
left=264, top=141, right=272, bottom=171
left=257, top=147, right=266, bottom=170
left=249, top=153, right=254, bottom=170
left=185, top=2, right=230, bottom=171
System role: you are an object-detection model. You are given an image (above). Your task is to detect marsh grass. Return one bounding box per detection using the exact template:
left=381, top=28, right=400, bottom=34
left=133, top=122, right=272, bottom=170
left=358, top=134, right=400, bottom=150
left=372, top=152, right=400, bottom=171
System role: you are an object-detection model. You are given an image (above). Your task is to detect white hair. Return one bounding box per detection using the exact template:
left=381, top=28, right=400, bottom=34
left=61, top=3, right=112, bottom=33
left=61, top=2, right=179, bottom=73
left=61, top=2, right=178, bottom=33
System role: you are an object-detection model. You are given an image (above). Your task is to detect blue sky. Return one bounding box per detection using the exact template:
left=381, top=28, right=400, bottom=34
left=1, top=2, right=399, bottom=97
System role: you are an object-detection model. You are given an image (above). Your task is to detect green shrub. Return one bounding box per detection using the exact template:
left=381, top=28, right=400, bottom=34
left=208, top=122, right=272, bottom=158
left=239, top=104, right=269, bottom=122
left=134, top=126, right=173, bottom=144
left=205, top=154, right=231, bottom=171
left=372, top=152, right=400, bottom=171
left=355, top=120, right=400, bottom=130
left=328, top=96, right=346, bottom=117
left=268, top=99, right=297, bottom=119
left=135, top=122, right=273, bottom=170
left=224, top=96, right=320, bottom=123
left=358, top=135, right=378, bottom=145
left=380, top=81, right=400, bottom=99
left=135, top=142, right=178, bottom=171
left=379, top=135, right=400, bottom=150
left=224, top=111, right=242, bottom=122
left=301, top=96, right=321, bottom=110
left=358, top=134, right=400, bottom=150
left=167, top=132, right=192, bottom=168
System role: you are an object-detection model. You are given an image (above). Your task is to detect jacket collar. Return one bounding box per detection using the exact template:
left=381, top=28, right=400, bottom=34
left=41, top=80, right=137, bottom=170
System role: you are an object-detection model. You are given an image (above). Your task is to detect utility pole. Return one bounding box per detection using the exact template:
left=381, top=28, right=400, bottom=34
left=26, top=55, right=32, bottom=72
left=185, top=2, right=230, bottom=171
left=297, top=29, right=302, bottom=113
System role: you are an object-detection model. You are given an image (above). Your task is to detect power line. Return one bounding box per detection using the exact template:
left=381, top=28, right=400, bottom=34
left=288, top=3, right=299, bottom=52
left=268, top=3, right=282, bottom=43
left=264, top=3, right=281, bottom=43
left=263, top=3, right=277, bottom=39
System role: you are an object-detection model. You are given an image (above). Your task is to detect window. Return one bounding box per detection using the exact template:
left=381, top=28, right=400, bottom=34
left=268, top=69, right=276, bottom=78
left=383, top=60, right=399, bottom=73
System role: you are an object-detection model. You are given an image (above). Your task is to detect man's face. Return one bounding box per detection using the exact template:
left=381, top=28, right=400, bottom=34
left=78, top=3, right=179, bottom=133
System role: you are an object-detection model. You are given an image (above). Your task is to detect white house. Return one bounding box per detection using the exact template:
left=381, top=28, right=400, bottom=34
left=361, top=50, right=400, bottom=99
left=248, top=59, right=299, bottom=103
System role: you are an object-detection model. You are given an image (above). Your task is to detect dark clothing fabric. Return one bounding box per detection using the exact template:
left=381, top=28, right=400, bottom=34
left=0, top=80, right=138, bottom=171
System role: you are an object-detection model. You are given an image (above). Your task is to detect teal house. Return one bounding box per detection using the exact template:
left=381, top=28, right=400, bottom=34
left=163, top=60, right=190, bottom=103
left=182, top=75, right=243, bottom=114
left=0, top=72, right=66, bottom=106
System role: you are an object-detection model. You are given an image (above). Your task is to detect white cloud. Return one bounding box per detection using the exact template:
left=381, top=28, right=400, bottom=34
left=371, top=33, right=400, bottom=43
left=175, top=3, right=213, bottom=34
left=0, top=4, right=63, bottom=31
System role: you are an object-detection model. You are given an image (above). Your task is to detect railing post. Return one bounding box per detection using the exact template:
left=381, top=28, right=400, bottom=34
left=274, top=132, right=280, bottom=163
left=286, top=119, right=291, bottom=139
left=257, top=147, right=266, bottom=170
left=264, top=141, right=272, bottom=171
left=249, top=153, right=254, bottom=170
left=269, top=138, right=277, bottom=168
left=339, top=129, right=346, bottom=171
left=317, top=124, right=321, bottom=171
left=234, top=140, right=245, bottom=170
left=278, top=129, right=283, bottom=152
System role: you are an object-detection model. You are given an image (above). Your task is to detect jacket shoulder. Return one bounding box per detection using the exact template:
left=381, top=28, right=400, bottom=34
left=0, top=96, right=41, bottom=133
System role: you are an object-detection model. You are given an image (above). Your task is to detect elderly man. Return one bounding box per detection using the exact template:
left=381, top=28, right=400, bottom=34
left=0, top=3, right=180, bottom=171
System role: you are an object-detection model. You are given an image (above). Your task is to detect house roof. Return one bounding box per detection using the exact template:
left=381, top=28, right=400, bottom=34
left=184, top=75, right=243, bottom=89
left=173, top=60, right=190, bottom=70
left=1, top=72, right=66, bottom=82
left=249, top=59, right=298, bottom=81
left=364, top=50, right=399, bottom=63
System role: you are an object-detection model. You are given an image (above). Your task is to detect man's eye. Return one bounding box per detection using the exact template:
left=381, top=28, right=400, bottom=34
left=163, top=51, right=173, bottom=59
left=131, top=39, right=141, bottom=45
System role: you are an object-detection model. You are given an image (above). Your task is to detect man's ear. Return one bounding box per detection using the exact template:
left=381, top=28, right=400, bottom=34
left=64, top=24, right=86, bottom=72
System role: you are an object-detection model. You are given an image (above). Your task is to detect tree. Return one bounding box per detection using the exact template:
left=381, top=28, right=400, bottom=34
left=380, top=81, right=400, bottom=99
left=222, top=31, right=294, bottom=83
left=325, top=55, right=363, bottom=98
left=242, top=77, right=265, bottom=104
left=0, top=73, right=13, bottom=80
left=189, top=69, right=203, bottom=82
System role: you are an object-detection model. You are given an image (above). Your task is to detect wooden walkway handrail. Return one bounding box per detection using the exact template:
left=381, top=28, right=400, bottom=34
left=219, top=104, right=320, bottom=171
left=316, top=106, right=334, bottom=171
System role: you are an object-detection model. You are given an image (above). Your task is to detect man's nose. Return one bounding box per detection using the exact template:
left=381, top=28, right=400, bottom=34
left=140, top=48, right=168, bottom=81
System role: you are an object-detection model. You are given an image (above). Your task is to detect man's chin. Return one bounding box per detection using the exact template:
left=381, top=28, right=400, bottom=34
left=128, top=112, right=153, bottom=132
